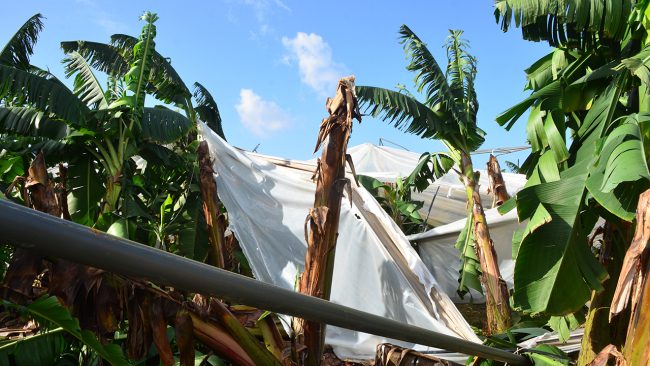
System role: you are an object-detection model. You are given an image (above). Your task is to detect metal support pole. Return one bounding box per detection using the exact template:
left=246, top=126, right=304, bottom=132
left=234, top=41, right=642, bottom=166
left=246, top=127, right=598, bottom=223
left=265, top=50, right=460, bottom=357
left=0, top=200, right=529, bottom=365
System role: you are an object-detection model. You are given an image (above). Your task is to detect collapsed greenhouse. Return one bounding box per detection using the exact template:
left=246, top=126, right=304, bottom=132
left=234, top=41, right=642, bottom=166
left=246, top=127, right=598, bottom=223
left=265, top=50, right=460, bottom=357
left=3, top=3, right=650, bottom=365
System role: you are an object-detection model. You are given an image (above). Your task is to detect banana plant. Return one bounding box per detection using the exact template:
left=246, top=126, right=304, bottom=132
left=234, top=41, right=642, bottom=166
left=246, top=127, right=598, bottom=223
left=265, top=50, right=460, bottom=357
left=495, top=1, right=650, bottom=363
left=356, top=26, right=512, bottom=334
left=0, top=12, right=280, bottom=366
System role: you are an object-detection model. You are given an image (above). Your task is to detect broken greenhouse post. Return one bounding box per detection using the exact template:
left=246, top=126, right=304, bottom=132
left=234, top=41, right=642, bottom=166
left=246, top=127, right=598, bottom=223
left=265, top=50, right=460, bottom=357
left=295, top=76, right=361, bottom=365
left=198, top=141, right=228, bottom=269
left=486, top=154, right=510, bottom=208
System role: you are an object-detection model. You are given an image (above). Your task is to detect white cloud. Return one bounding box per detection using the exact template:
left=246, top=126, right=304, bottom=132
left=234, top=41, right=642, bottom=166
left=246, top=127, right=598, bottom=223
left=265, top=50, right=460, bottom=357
left=237, top=0, right=290, bottom=38
left=235, top=89, right=291, bottom=136
left=282, top=32, right=346, bottom=96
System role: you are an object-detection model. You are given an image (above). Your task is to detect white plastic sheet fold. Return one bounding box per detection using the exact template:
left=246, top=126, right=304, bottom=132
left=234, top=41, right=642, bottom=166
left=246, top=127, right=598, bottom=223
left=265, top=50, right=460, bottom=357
left=347, top=143, right=527, bottom=303
left=198, top=124, right=479, bottom=361
left=409, top=209, right=522, bottom=303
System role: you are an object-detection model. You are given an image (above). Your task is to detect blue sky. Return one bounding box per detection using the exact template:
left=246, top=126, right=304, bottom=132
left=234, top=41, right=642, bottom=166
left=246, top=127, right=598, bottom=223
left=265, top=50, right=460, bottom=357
left=3, top=0, right=550, bottom=168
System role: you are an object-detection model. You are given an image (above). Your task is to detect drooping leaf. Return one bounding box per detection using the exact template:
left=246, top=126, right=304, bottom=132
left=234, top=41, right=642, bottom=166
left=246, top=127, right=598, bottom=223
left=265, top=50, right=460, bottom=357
left=60, top=40, right=130, bottom=77
left=494, top=0, right=632, bottom=48
left=0, top=64, right=90, bottom=128
left=63, top=51, right=108, bottom=109
left=194, top=82, right=225, bottom=139
left=524, top=51, right=555, bottom=91
left=141, top=106, right=192, bottom=144
left=356, top=86, right=458, bottom=140
left=0, top=107, right=68, bottom=139
left=496, top=80, right=562, bottom=130
left=407, top=152, right=455, bottom=192
left=0, top=14, right=44, bottom=68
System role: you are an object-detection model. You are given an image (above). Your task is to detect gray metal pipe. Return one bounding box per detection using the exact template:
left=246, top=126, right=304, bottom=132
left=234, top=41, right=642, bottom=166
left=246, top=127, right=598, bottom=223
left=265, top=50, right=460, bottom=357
left=0, top=200, right=529, bottom=365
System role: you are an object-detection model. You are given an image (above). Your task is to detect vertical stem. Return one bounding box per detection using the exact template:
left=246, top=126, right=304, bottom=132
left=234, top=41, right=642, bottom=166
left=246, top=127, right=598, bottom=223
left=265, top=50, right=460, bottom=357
left=295, top=76, right=360, bottom=365
left=459, top=152, right=511, bottom=334
left=577, top=222, right=630, bottom=366
left=197, top=141, right=227, bottom=269
left=618, top=190, right=650, bottom=364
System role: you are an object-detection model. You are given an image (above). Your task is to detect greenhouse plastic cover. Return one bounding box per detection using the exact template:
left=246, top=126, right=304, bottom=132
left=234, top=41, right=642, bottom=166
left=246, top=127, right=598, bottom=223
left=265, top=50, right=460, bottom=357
left=347, top=143, right=527, bottom=303
left=347, top=143, right=527, bottom=226
left=198, top=123, right=480, bottom=361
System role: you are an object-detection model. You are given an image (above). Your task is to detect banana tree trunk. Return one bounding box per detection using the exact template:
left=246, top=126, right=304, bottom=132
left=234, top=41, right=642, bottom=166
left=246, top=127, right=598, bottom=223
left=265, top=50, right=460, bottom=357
left=624, top=256, right=650, bottom=364
left=576, top=222, right=630, bottom=366
left=610, top=189, right=650, bottom=364
left=198, top=141, right=228, bottom=269
left=486, top=154, right=510, bottom=208
left=460, top=152, right=511, bottom=334
left=294, top=76, right=361, bottom=366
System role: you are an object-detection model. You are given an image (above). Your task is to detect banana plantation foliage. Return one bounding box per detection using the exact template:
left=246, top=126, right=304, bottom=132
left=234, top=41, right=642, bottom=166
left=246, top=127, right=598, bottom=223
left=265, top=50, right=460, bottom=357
left=0, top=11, right=286, bottom=366
left=1, top=2, right=650, bottom=366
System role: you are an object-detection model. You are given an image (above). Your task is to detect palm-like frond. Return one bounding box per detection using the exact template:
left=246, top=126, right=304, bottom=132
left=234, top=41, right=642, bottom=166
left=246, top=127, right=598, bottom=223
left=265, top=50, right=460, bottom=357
left=494, top=0, right=632, bottom=48
left=141, top=106, right=192, bottom=144
left=356, top=85, right=458, bottom=140
left=505, top=160, right=522, bottom=173
left=398, top=25, right=467, bottom=130
left=63, top=51, right=108, bottom=109
left=0, top=64, right=90, bottom=128
left=445, top=30, right=479, bottom=130
left=61, top=33, right=192, bottom=110
left=193, top=82, right=225, bottom=139
left=111, top=34, right=191, bottom=107
left=0, top=107, right=69, bottom=139
left=0, top=14, right=44, bottom=68
left=60, top=41, right=130, bottom=77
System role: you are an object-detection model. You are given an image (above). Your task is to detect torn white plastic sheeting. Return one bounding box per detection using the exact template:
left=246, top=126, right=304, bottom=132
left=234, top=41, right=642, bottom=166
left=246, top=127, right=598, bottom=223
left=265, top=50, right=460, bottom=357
left=409, top=209, right=523, bottom=303
left=198, top=123, right=479, bottom=361
left=347, top=143, right=527, bottom=226
left=348, top=143, right=526, bottom=303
